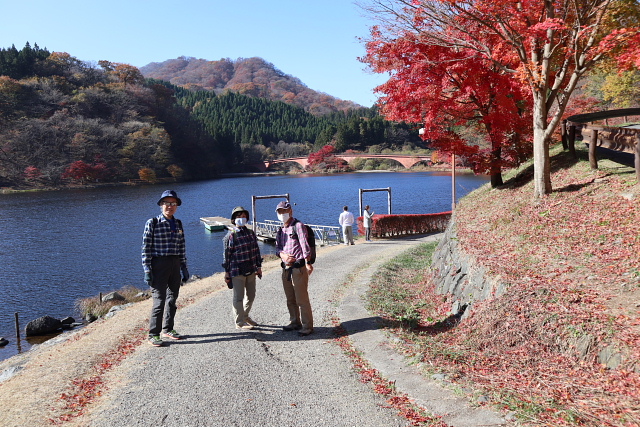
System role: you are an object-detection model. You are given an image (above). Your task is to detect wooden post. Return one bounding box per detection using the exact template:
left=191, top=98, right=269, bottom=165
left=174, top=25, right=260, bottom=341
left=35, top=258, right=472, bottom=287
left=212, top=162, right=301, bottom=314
left=14, top=312, right=20, bottom=340
left=561, top=120, right=568, bottom=150
left=589, top=129, right=598, bottom=170
left=635, top=135, right=640, bottom=182
left=452, top=152, right=456, bottom=211
left=99, top=292, right=103, bottom=303
left=568, top=125, right=577, bottom=159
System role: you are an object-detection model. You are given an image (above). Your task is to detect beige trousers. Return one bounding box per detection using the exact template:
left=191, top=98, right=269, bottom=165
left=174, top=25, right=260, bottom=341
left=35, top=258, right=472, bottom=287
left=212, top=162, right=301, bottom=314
left=281, top=266, right=313, bottom=330
left=231, top=273, right=256, bottom=325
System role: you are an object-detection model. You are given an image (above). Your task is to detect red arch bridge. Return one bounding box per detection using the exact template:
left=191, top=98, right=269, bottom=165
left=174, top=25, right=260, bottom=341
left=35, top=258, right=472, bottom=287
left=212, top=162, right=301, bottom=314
left=249, top=153, right=432, bottom=172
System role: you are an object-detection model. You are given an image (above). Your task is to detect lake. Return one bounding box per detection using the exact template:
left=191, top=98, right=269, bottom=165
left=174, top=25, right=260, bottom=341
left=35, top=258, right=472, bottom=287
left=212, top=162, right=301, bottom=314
left=0, top=171, right=488, bottom=359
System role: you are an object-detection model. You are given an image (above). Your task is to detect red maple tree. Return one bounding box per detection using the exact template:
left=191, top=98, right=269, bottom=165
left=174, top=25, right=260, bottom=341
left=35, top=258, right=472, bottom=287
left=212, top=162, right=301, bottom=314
left=361, top=0, right=640, bottom=197
left=363, top=30, right=533, bottom=187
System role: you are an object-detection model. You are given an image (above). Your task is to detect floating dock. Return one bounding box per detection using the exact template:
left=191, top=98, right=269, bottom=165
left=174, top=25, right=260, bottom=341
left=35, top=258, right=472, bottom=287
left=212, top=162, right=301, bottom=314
left=200, top=216, right=232, bottom=232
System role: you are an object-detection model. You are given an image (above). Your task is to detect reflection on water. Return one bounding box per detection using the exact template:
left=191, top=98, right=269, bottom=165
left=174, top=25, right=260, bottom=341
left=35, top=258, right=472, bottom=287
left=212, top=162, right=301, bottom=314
left=0, top=171, right=488, bottom=360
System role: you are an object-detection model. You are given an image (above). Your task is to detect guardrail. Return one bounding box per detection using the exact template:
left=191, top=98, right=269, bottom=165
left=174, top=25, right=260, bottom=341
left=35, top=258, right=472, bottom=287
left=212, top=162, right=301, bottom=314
left=255, top=220, right=343, bottom=246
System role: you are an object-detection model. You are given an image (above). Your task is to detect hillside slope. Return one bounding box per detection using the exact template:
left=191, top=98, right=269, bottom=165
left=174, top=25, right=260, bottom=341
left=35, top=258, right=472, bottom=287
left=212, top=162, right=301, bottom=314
left=140, top=56, right=363, bottom=114
left=369, top=143, right=640, bottom=426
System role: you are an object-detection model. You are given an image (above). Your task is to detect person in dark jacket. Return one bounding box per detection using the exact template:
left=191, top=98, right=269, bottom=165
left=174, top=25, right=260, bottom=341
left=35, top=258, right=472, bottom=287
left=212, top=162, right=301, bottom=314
left=142, top=190, right=189, bottom=347
left=222, top=206, right=262, bottom=330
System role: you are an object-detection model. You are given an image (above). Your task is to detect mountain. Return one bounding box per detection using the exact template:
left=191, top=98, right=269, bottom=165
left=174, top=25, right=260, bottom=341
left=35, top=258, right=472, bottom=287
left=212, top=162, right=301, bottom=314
left=140, top=56, right=363, bottom=115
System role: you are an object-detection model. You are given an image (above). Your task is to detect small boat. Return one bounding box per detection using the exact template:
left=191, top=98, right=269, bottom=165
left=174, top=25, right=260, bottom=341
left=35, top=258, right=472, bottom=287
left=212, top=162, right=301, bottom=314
left=200, top=217, right=230, bottom=232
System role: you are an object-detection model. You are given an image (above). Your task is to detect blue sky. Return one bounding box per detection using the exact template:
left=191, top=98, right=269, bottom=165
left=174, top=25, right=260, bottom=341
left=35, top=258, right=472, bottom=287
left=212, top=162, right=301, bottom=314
left=0, top=0, right=387, bottom=107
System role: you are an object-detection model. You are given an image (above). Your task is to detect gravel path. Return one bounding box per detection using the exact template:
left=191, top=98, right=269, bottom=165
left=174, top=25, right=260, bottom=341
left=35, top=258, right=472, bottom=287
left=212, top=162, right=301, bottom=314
left=84, top=236, right=506, bottom=427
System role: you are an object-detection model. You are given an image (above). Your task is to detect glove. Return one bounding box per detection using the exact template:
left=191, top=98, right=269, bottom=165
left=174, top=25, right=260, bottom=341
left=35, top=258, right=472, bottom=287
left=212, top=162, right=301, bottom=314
left=144, top=271, right=153, bottom=286
left=181, top=264, right=190, bottom=282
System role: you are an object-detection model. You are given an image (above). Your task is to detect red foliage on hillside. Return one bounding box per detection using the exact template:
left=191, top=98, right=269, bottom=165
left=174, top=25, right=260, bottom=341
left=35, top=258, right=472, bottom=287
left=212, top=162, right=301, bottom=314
left=140, top=56, right=363, bottom=114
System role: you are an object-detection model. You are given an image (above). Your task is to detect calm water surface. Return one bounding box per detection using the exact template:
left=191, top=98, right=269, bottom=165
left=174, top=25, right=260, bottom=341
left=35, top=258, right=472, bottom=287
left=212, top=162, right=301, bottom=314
left=0, top=171, right=488, bottom=359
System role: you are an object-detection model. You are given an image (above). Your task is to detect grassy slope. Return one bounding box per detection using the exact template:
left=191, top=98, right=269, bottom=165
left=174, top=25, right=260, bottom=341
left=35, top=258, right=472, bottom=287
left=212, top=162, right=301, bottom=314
left=368, top=144, right=640, bottom=426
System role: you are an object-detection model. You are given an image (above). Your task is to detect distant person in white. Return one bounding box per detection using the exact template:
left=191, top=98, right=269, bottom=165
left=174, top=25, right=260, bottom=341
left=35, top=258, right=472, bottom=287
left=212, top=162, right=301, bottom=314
left=338, top=206, right=355, bottom=245
left=363, top=205, right=374, bottom=241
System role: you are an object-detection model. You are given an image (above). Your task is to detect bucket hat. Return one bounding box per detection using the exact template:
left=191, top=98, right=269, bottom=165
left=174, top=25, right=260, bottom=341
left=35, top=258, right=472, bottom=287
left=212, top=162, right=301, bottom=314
left=275, top=201, right=291, bottom=212
left=231, top=206, right=250, bottom=221
left=157, top=190, right=182, bottom=206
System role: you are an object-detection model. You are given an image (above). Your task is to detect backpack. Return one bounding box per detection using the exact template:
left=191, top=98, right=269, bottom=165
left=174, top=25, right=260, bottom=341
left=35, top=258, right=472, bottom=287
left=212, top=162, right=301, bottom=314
left=278, top=219, right=316, bottom=265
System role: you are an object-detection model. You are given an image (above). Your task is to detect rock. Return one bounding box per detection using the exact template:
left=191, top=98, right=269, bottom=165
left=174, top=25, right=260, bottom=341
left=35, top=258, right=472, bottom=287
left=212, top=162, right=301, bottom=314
left=85, top=313, right=97, bottom=323
left=102, top=292, right=125, bottom=302
left=0, top=337, right=8, bottom=346
left=60, top=316, right=75, bottom=325
left=477, top=395, right=490, bottom=404
left=431, top=373, right=449, bottom=381
left=104, top=303, right=134, bottom=319
left=25, top=315, right=63, bottom=336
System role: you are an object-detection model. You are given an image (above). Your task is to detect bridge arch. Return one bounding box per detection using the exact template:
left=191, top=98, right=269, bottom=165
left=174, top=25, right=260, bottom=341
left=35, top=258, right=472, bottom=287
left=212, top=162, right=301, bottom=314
left=251, top=153, right=431, bottom=172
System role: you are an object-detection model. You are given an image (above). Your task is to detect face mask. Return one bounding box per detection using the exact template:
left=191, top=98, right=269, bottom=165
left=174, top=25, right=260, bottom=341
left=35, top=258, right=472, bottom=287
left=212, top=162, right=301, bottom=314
left=277, top=213, right=290, bottom=223
left=235, top=217, right=248, bottom=227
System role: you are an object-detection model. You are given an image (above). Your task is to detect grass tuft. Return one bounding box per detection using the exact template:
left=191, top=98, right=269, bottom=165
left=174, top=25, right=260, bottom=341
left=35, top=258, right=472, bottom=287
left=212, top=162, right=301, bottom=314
left=75, top=285, right=149, bottom=319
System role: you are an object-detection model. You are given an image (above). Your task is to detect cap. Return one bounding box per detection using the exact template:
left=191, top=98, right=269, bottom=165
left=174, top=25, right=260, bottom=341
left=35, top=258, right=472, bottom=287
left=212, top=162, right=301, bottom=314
left=275, top=201, right=291, bottom=212
left=157, top=190, right=182, bottom=206
left=231, top=206, right=250, bottom=220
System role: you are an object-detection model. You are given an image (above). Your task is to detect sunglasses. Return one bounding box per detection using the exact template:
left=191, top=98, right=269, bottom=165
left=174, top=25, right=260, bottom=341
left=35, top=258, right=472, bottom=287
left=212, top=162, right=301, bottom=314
left=161, top=202, right=178, bottom=207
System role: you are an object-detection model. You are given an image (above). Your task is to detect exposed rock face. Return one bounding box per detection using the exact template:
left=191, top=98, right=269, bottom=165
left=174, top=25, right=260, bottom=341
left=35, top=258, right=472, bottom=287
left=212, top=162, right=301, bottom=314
left=431, top=220, right=508, bottom=318
left=431, top=219, right=630, bottom=371
left=25, top=315, right=63, bottom=336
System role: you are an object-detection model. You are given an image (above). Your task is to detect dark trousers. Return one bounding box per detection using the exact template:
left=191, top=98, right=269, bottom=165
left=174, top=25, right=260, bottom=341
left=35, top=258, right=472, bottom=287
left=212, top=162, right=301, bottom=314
left=148, top=256, right=181, bottom=336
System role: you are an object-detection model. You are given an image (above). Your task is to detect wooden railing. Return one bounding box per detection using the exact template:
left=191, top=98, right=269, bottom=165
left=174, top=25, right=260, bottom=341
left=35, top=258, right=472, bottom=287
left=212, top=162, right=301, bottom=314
left=564, top=109, right=640, bottom=180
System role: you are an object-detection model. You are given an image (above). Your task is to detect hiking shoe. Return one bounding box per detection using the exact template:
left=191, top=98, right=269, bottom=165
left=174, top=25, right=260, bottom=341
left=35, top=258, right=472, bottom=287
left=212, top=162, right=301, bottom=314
left=236, top=323, right=254, bottom=330
left=298, top=328, right=314, bottom=337
left=245, top=317, right=258, bottom=326
left=282, top=322, right=302, bottom=331
left=161, top=330, right=182, bottom=340
left=149, top=335, right=165, bottom=346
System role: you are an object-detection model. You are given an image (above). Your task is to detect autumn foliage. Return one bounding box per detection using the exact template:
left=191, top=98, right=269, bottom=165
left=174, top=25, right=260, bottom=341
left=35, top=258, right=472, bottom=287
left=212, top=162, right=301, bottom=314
left=307, top=145, right=349, bottom=172
left=361, top=0, right=640, bottom=197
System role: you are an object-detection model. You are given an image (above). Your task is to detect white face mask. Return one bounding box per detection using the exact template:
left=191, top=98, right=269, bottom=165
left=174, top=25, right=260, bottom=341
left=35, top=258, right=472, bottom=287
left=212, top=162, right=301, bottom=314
left=277, top=213, right=290, bottom=223
left=235, top=217, right=248, bottom=227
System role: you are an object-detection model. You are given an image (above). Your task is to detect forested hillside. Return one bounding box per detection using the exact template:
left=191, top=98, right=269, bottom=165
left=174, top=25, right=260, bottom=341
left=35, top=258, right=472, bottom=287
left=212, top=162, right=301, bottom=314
left=141, top=56, right=364, bottom=113
left=0, top=44, right=227, bottom=187
left=0, top=44, right=425, bottom=187
left=164, top=81, right=424, bottom=167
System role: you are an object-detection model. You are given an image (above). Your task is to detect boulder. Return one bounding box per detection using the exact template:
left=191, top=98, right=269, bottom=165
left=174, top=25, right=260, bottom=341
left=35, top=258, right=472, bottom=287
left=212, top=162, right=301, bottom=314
left=102, top=292, right=125, bottom=302
left=0, top=337, right=8, bottom=346
left=60, top=316, right=75, bottom=325
left=25, top=315, right=63, bottom=336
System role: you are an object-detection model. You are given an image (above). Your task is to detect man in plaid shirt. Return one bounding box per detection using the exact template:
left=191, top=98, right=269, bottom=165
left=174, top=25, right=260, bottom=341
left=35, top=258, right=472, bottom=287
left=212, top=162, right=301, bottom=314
left=142, top=190, right=189, bottom=347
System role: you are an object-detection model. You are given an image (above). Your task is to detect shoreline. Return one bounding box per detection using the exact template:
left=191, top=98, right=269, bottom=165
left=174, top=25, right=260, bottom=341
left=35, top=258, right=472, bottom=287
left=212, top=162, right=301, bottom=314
left=1, top=166, right=474, bottom=194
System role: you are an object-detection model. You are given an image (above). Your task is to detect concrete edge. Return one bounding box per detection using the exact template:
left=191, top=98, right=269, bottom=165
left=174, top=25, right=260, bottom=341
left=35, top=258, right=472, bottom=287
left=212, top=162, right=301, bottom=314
left=336, top=234, right=508, bottom=427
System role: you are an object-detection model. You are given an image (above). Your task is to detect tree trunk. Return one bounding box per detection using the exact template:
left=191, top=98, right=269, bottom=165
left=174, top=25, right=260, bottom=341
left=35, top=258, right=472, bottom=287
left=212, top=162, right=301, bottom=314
left=532, top=103, right=552, bottom=198
left=490, top=172, right=503, bottom=187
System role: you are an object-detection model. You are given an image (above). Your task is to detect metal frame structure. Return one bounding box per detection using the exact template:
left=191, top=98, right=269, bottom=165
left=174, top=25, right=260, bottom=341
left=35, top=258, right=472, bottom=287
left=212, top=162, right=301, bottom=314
left=359, top=187, right=392, bottom=217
